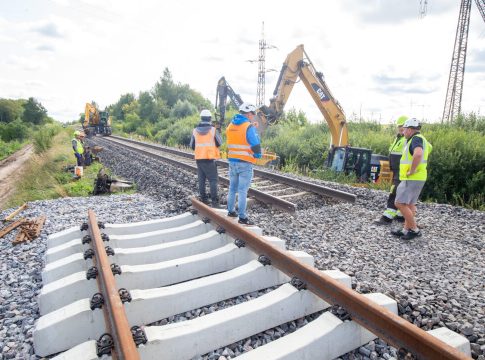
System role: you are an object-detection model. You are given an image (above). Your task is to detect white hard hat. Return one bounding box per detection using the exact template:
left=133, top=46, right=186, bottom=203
left=402, top=118, right=421, bottom=128
left=200, top=109, right=212, bottom=118
left=239, top=103, right=257, bottom=114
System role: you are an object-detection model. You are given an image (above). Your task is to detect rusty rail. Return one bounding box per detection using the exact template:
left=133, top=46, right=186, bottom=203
left=105, top=137, right=296, bottom=212
left=87, top=210, right=139, bottom=360
left=191, top=197, right=469, bottom=360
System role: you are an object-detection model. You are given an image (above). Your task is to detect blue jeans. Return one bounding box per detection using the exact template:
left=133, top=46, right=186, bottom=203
left=227, top=161, right=253, bottom=219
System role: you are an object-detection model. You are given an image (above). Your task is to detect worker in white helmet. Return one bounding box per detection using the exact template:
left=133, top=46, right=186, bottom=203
left=189, top=109, right=222, bottom=207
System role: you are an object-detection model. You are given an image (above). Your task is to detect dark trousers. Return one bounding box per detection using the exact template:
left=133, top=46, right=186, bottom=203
left=75, top=154, right=84, bottom=167
left=386, top=170, right=400, bottom=210
left=196, top=160, right=218, bottom=203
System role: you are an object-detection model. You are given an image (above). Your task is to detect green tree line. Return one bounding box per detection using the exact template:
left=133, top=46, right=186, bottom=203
left=0, top=97, right=56, bottom=158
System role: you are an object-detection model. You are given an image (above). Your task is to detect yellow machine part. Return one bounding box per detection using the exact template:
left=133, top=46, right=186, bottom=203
left=376, top=160, right=393, bottom=184
left=220, top=151, right=280, bottom=167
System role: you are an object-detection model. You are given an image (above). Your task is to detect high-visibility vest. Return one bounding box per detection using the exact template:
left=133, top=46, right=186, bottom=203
left=226, top=122, right=255, bottom=164
left=193, top=127, right=220, bottom=160
left=388, top=135, right=406, bottom=170
left=72, top=138, right=84, bottom=155
left=389, top=135, right=406, bottom=155
left=399, top=134, right=431, bottom=181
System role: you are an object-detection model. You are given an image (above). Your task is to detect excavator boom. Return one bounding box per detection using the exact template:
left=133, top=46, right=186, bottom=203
left=259, top=44, right=348, bottom=147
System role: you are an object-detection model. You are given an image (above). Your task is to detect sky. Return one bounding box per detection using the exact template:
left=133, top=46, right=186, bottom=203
left=1, top=0, right=485, bottom=124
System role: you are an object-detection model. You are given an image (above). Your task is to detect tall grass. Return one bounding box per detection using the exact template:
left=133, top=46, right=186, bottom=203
left=33, top=124, right=62, bottom=154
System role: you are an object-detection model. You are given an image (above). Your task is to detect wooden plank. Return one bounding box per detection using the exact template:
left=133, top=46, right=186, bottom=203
left=3, top=203, right=28, bottom=222
left=0, top=218, right=26, bottom=238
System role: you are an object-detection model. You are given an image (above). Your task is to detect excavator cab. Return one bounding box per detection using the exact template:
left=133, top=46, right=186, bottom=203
left=328, top=146, right=372, bottom=182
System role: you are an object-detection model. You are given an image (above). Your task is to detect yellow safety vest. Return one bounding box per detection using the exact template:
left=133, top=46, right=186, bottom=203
left=72, top=138, right=84, bottom=155
left=193, top=127, right=220, bottom=160
left=399, top=134, right=431, bottom=181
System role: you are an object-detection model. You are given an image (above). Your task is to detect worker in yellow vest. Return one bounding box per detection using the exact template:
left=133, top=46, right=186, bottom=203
left=391, top=118, right=432, bottom=240
left=226, top=103, right=262, bottom=225
left=189, top=110, right=222, bottom=207
left=375, top=116, right=408, bottom=225
left=72, top=130, right=85, bottom=166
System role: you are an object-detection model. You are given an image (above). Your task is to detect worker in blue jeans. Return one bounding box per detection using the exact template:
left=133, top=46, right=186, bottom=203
left=226, top=103, right=262, bottom=225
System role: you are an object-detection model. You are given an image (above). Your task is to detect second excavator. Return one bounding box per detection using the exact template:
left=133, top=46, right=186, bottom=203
left=83, top=103, right=112, bottom=137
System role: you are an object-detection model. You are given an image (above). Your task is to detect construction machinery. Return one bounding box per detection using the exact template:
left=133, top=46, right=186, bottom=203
left=214, top=77, right=279, bottom=167
left=83, top=103, right=112, bottom=136
left=255, top=44, right=390, bottom=182
left=214, top=77, right=244, bottom=130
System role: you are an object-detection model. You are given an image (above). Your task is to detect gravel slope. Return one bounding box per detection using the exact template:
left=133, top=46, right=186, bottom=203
left=0, top=137, right=483, bottom=360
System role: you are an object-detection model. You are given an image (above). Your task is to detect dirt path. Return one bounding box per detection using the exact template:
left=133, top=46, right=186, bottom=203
left=0, top=144, right=34, bottom=210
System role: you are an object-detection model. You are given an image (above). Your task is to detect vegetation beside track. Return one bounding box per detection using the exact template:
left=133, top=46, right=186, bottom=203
left=5, top=129, right=132, bottom=208
left=111, top=88, right=485, bottom=210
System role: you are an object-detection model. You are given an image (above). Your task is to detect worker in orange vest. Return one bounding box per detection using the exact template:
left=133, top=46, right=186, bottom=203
left=226, top=103, right=262, bottom=225
left=189, top=109, right=222, bottom=207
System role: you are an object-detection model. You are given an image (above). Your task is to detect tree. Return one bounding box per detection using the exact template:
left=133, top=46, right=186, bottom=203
left=171, top=99, right=196, bottom=119
left=22, top=97, right=47, bottom=125
left=153, top=68, right=178, bottom=107
left=111, top=93, right=135, bottom=120
left=0, top=99, right=24, bottom=123
left=0, top=120, right=29, bottom=142
left=138, top=91, right=157, bottom=122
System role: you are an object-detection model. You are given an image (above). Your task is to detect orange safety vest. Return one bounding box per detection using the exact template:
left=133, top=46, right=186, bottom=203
left=193, top=127, right=220, bottom=160
left=226, top=122, right=255, bottom=164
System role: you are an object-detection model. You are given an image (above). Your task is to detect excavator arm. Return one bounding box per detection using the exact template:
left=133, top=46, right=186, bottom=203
left=257, top=44, right=349, bottom=147
left=215, top=76, right=244, bottom=129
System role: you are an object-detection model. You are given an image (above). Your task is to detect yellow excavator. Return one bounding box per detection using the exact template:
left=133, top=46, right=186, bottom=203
left=256, top=44, right=390, bottom=182
left=83, top=103, right=112, bottom=136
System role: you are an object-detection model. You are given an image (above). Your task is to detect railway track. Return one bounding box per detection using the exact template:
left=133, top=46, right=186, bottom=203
left=96, top=135, right=356, bottom=212
left=33, top=198, right=471, bottom=359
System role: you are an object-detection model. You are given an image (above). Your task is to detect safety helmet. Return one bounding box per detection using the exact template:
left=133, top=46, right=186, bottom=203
left=396, top=116, right=408, bottom=127
left=402, top=118, right=421, bottom=129
left=239, top=103, right=257, bottom=114
left=200, top=109, right=212, bottom=118
left=74, top=130, right=81, bottom=136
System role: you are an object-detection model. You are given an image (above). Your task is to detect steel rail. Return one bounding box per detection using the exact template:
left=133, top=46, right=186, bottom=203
left=190, top=197, right=470, bottom=360
left=88, top=210, right=140, bottom=360
left=108, top=135, right=356, bottom=203
left=105, top=137, right=296, bottom=212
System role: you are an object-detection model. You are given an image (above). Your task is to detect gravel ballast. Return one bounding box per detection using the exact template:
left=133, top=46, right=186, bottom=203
left=0, top=136, right=483, bottom=360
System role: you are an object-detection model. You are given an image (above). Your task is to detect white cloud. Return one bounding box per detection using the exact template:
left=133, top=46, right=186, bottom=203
left=0, top=0, right=483, bottom=123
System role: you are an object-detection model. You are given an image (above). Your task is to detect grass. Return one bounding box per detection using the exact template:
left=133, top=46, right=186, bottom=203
left=5, top=130, right=135, bottom=209
left=0, top=140, right=26, bottom=160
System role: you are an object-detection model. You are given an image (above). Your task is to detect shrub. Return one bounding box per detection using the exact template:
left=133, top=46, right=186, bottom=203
left=33, top=124, right=61, bottom=154
left=423, top=125, right=485, bottom=208
left=0, top=120, right=29, bottom=142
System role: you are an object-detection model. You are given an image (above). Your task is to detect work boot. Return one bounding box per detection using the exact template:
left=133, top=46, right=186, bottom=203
left=227, top=211, right=238, bottom=218
left=391, top=228, right=406, bottom=237
left=238, top=217, right=254, bottom=226
left=211, top=202, right=223, bottom=209
left=401, top=229, right=422, bottom=240
left=198, top=196, right=210, bottom=205
left=374, top=216, right=393, bottom=226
